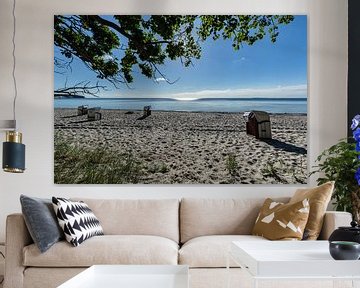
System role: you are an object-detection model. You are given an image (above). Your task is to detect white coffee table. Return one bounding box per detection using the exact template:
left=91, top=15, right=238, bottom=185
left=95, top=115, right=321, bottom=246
left=228, top=241, right=360, bottom=288
left=58, top=265, right=189, bottom=288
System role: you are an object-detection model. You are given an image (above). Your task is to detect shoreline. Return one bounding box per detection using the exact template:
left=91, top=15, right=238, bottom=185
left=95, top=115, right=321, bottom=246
left=54, top=107, right=307, bottom=116
left=54, top=109, right=307, bottom=184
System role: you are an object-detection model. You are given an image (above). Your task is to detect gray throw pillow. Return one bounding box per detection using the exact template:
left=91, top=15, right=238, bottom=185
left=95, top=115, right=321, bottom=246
left=20, top=195, right=64, bottom=253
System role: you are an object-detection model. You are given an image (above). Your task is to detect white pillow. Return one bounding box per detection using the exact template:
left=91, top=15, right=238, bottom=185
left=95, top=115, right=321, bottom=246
left=52, top=197, right=103, bottom=246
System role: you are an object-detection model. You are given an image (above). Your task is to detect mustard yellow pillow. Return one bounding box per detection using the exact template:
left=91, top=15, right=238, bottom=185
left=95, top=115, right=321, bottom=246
left=289, top=181, right=334, bottom=240
left=252, top=198, right=310, bottom=240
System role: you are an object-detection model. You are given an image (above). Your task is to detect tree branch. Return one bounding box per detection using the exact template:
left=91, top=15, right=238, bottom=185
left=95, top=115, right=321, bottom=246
left=92, top=15, right=132, bottom=40
left=54, top=81, right=107, bottom=98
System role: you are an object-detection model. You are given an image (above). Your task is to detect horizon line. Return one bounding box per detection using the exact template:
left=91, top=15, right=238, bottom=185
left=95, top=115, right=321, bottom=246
left=55, top=96, right=307, bottom=101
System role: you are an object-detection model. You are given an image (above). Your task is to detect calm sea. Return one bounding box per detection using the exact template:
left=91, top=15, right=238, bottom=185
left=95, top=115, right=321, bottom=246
left=54, top=97, right=307, bottom=114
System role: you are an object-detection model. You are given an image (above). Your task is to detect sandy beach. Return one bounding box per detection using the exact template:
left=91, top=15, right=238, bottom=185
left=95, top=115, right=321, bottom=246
left=54, top=108, right=307, bottom=184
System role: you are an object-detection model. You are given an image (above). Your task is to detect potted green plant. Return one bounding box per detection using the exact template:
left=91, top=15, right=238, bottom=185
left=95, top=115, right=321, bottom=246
left=311, top=115, right=360, bottom=222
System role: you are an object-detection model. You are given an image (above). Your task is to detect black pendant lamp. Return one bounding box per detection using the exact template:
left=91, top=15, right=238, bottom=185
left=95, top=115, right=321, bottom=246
left=1, top=0, right=25, bottom=173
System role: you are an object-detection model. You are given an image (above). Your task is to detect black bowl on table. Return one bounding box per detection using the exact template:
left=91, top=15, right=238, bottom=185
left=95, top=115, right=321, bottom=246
left=329, top=241, right=360, bottom=260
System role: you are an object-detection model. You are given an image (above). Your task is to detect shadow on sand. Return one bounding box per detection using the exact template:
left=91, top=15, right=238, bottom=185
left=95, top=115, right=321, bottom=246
left=262, top=139, right=307, bottom=155
left=137, top=115, right=150, bottom=120
left=61, top=115, right=80, bottom=119
left=69, top=119, right=96, bottom=124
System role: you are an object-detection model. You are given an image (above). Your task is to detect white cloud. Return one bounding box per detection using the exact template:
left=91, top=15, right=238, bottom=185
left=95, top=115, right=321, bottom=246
left=233, top=56, right=246, bottom=64
left=154, top=77, right=168, bottom=83
left=171, top=84, right=307, bottom=99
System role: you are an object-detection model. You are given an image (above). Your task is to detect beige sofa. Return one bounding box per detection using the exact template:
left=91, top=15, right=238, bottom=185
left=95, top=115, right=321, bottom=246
left=4, top=198, right=352, bottom=288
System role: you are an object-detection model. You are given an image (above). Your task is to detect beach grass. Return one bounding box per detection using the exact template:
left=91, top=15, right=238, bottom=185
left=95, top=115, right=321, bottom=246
left=261, top=159, right=307, bottom=184
left=147, top=162, right=169, bottom=174
left=225, top=153, right=238, bottom=175
left=54, top=140, right=144, bottom=184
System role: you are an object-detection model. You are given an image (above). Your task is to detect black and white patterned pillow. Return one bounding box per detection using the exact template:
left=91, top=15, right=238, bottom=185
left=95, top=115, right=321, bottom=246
left=52, top=197, right=104, bottom=247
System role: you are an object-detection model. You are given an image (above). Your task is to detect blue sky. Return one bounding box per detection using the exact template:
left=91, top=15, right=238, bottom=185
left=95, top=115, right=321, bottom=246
left=54, top=15, right=307, bottom=99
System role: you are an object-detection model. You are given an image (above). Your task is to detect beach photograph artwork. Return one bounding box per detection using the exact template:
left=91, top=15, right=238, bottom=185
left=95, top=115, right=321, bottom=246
left=54, top=15, right=307, bottom=184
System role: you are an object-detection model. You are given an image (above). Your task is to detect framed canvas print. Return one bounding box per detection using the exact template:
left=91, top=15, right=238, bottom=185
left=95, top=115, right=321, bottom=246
left=54, top=15, right=307, bottom=184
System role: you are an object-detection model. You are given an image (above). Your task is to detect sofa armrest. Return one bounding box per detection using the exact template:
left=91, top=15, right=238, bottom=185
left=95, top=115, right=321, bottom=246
left=318, top=211, right=352, bottom=240
left=4, top=213, right=33, bottom=288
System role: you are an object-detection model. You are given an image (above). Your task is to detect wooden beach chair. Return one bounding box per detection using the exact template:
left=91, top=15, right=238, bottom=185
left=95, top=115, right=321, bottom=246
left=143, top=105, right=151, bottom=117
left=88, top=107, right=102, bottom=121
left=243, top=110, right=272, bottom=139
left=136, top=106, right=152, bottom=120
left=77, top=105, right=88, bottom=116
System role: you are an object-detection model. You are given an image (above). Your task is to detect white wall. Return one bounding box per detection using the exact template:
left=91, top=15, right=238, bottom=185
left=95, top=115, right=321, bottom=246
left=0, top=0, right=348, bottom=242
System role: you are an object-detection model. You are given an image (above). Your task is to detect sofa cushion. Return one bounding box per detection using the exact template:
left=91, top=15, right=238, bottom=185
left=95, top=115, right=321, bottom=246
left=72, top=198, right=179, bottom=243
left=23, top=235, right=178, bottom=267
left=290, top=181, right=334, bottom=240
left=252, top=198, right=310, bottom=240
left=20, top=195, right=64, bottom=253
left=180, top=198, right=289, bottom=243
left=24, top=268, right=86, bottom=288
left=52, top=197, right=104, bottom=247
left=179, top=235, right=267, bottom=268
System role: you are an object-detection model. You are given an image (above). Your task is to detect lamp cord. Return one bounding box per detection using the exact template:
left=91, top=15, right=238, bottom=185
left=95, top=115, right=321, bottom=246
left=11, top=0, right=17, bottom=127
